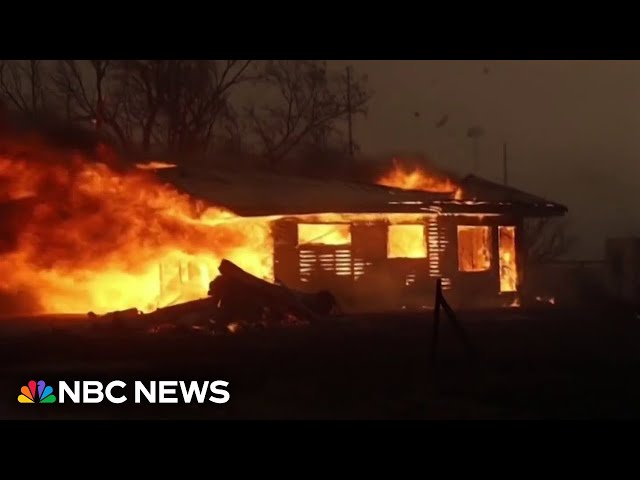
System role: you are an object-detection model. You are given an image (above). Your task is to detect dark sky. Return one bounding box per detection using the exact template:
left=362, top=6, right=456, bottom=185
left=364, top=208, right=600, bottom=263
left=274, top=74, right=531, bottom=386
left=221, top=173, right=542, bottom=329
left=332, top=60, right=640, bottom=259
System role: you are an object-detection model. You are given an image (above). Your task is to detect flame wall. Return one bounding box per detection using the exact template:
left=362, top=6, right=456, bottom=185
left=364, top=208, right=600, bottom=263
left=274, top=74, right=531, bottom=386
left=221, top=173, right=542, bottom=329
left=0, top=136, right=273, bottom=315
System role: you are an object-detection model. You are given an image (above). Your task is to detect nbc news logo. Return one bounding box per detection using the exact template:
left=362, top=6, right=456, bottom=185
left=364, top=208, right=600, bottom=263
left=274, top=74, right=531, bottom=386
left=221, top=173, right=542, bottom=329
left=18, top=380, right=56, bottom=404
left=17, top=379, right=229, bottom=404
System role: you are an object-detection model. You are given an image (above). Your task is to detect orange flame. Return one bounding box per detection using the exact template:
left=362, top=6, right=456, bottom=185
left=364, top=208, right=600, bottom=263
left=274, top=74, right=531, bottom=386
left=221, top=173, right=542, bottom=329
left=457, top=226, right=491, bottom=272
left=387, top=224, right=427, bottom=258
left=377, top=158, right=462, bottom=199
left=0, top=137, right=272, bottom=315
left=297, top=223, right=351, bottom=246
left=498, top=226, right=517, bottom=293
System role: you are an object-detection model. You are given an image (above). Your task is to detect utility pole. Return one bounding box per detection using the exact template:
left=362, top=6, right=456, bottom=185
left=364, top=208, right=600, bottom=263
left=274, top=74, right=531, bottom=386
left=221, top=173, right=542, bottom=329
left=503, top=142, right=508, bottom=185
left=346, top=66, right=354, bottom=158
left=473, top=138, right=479, bottom=173
left=466, top=126, right=484, bottom=174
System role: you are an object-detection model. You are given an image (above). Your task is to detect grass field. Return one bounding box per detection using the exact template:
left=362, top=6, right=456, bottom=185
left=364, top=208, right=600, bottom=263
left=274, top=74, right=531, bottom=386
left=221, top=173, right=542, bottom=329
left=1, top=305, right=639, bottom=419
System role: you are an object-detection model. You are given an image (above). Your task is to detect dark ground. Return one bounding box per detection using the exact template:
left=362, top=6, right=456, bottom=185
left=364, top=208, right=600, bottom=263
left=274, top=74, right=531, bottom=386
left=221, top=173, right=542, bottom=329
left=1, top=305, right=640, bottom=420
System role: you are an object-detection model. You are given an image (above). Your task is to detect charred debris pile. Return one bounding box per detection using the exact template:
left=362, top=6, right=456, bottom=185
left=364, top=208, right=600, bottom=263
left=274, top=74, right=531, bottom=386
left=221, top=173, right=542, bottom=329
left=91, top=260, right=340, bottom=335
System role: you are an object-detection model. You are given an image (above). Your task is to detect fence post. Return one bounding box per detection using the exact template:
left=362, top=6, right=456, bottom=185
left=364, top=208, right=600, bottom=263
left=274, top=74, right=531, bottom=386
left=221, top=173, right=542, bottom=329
left=429, top=279, right=443, bottom=378
left=429, top=278, right=478, bottom=382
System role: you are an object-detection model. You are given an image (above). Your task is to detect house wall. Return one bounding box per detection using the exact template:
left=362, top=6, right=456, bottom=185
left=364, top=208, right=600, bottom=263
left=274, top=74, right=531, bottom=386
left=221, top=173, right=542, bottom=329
left=272, top=213, right=523, bottom=312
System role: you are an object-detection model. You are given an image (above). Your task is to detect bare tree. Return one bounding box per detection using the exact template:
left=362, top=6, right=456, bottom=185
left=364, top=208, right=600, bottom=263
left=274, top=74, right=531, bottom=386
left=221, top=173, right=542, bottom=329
left=521, top=217, right=576, bottom=265
left=150, top=60, right=253, bottom=156
left=246, top=60, right=372, bottom=167
left=1, top=59, right=372, bottom=167
left=0, top=60, right=51, bottom=115
left=52, top=60, right=133, bottom=146
left=51, top=60, right=254, bottom=157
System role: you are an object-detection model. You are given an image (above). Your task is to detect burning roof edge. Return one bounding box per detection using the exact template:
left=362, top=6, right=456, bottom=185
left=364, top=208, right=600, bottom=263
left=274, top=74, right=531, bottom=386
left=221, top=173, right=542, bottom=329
left=456, top=175, right=567, bottom=214
left=153, top=166, right=567, bottom=218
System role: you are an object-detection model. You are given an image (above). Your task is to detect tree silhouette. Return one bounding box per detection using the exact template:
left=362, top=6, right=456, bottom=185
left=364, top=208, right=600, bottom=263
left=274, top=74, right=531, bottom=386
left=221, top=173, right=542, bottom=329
left=522, top=217, right=575, bottom=265
left=246, top=60, right=371, bottom=167
left=0, top=60, right=50, bottom=115
left=0, top=59, right=373, bottom=166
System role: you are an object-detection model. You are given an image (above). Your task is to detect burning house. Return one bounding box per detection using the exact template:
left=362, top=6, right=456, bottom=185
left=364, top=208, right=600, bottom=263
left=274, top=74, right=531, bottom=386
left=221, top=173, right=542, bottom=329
left=0, top=132, right=567, bottom=316
left=154, top=162, right=568, bottom=311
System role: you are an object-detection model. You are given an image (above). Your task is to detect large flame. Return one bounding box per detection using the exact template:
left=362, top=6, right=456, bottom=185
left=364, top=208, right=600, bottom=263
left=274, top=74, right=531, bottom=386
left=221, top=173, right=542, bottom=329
left=0, top=136, right=273, bottom=315
left=377, top=158, right=462, bottom=199
left=498, top=226, right=517, bottom=293
left=2, top=136, right=513, bottom=316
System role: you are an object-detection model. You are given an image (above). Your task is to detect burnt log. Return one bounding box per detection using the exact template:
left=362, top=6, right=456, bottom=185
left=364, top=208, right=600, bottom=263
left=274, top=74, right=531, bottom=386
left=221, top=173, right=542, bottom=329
left=216, top=259, right=335, bottom=323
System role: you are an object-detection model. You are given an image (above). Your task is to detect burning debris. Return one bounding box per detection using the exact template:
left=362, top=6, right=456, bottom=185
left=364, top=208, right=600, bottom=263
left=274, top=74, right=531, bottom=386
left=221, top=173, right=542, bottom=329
left=92, top=259, right=338, bottom=334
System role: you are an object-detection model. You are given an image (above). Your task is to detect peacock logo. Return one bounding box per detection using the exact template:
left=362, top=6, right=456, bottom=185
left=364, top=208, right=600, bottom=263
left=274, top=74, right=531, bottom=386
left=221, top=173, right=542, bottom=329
left=18, top=380, right=56, bottom=404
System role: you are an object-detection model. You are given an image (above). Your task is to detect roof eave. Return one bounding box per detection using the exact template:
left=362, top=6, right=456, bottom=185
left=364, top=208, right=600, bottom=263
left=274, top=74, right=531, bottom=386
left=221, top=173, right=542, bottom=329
left=435, top=200, right=568, bottom=217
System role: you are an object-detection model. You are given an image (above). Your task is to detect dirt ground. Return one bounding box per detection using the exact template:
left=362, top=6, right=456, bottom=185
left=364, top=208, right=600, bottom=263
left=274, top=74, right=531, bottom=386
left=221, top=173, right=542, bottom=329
left=1, top=305, right=640, bottom=420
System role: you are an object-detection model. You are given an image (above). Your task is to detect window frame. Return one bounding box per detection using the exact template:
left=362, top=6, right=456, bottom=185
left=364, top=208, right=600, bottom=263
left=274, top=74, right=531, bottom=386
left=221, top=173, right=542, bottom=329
left=386, top=224, right=428, bottom=259
left=456, top=225, right=492, bottom=272
left=297, top=223, right=352, bottom=246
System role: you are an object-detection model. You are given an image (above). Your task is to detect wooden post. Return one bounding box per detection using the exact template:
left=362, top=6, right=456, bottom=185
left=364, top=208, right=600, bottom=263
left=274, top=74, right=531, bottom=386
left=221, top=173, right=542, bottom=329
left=429, top=277, right=478, bottom=381
left=503, top=142, right=508, bottom=186
left=473, top=137, right=479, bottom=173
left=441, top=295, right=477, bottom=360
left=430, top=278, right=443, bottom=374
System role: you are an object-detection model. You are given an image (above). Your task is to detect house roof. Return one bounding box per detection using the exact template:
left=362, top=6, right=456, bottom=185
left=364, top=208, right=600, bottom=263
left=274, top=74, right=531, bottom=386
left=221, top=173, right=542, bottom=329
left=154, top=166, right=567, bottom=217
left=458, top=175, right=561, bottom=205
left=156, top=166, right=448, bottom=216
left=438, top=175, right=568, bottom=216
